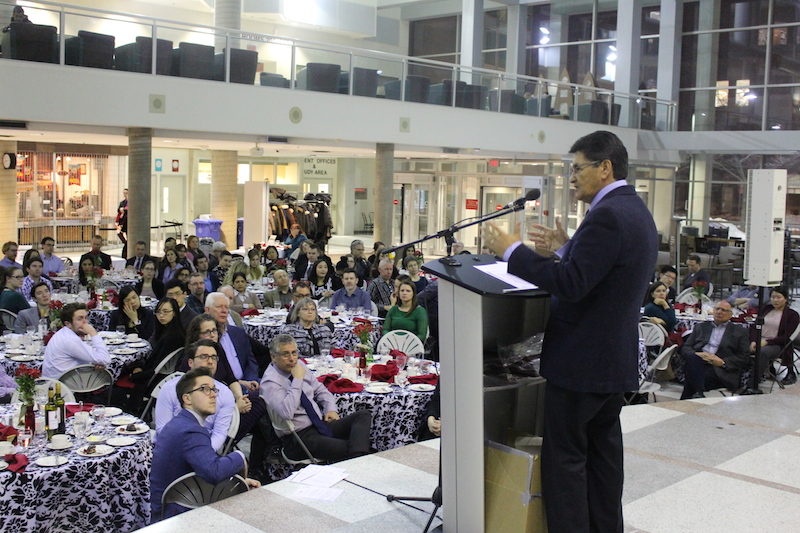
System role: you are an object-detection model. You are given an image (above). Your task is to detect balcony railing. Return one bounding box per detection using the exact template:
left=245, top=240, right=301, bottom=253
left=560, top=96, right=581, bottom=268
left=0, top=0, right=676, bottom=131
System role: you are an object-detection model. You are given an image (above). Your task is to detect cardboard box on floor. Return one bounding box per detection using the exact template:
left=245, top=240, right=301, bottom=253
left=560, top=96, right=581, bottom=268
left=485, top=440, right=547, bottom=533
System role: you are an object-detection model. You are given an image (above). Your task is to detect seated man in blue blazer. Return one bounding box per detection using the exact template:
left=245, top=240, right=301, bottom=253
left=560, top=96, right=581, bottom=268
left=149, top=366, right=260, bottom=521
left=205, top=292, right=260, bottom=394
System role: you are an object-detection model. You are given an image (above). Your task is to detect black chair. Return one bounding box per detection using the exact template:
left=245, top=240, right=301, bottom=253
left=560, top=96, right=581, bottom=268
left=487, top=89, right=526, bottom=114
left=570, top=100, right=610, bottom=124
left=3, top=23, right=58, bottom=63
left=259, top=72, right=289, bottom=88
left=65, top=30, right=115, bottom=69
left=338, top=67, right=379, bottom=97
left=296, top=62, right=341, bottom=93
left=525, top=95, right=552, bottom=117
left=384, top=75, right=430, bottom=103
left=428, top=79, right=467, bottom=106
left=170, top=42, right=214, bottom=80
left=460, top=84, right=488, bottom=110
left=114, top=36, right=173, bottom=74
left=213, top=48, right=258, bottom=84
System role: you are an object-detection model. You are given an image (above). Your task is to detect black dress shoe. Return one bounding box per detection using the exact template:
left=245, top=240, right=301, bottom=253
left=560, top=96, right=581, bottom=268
left=781, top=374, right=797, bottom=385
left=691, top=392, right=706, bottom=399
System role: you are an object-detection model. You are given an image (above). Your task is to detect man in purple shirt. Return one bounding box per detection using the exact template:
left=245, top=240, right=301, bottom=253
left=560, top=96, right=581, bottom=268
left=330, top=268, right=371, bottom=310
left=0, top=241, right=21, bottom=269
left=40, top=237, right=64, bottom=274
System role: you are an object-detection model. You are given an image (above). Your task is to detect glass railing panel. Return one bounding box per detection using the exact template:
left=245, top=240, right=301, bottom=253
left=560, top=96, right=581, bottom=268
left=0, top=2, right=61, bottom=64
left=349, top=53, right=403, bottom=99
left=405, top=59, right=457, bottom=106
left=292, top=44, right=353, bottom=93
left=148, top=24, right=218, bottom=80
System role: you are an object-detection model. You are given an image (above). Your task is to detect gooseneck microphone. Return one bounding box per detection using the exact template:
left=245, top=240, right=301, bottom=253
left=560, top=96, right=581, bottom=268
left=504, top=188, right=541, bottom=209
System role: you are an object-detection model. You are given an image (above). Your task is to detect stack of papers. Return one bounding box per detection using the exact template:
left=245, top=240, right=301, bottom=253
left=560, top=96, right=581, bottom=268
left=288, top=464, right=348, bottom=502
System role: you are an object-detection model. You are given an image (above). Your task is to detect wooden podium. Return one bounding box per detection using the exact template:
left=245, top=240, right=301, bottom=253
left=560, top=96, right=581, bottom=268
left=422, top=254, right=551, bottom=532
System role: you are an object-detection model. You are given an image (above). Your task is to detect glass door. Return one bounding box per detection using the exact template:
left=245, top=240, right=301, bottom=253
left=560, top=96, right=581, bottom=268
left=478, top=186, right=521, bottom=250
left=392, top=184, right=404, bottom=244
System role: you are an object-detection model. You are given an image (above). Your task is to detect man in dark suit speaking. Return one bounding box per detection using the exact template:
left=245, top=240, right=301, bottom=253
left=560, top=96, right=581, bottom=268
left=484, top=131, right=658, bottom=533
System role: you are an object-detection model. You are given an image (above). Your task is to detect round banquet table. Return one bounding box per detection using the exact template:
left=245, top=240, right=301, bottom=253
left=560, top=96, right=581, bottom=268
left=49, top=275, right=140, bottom=295
left=0, top=334, right=151, bottom=382
left=0, top=406, right=153, bottom=532
left=243, top=313, right=382, bottom=351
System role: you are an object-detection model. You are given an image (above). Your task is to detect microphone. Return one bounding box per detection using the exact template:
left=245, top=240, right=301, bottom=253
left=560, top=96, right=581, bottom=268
left=505, top=188, right=541, bottom=209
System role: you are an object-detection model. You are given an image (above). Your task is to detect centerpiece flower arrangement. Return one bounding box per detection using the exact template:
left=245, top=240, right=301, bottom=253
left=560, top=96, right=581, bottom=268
left=352, top=321, right=374, bottom=357
left=692, top=281, right=707, bottom=303
left=15, top=364, right=41, bottom=430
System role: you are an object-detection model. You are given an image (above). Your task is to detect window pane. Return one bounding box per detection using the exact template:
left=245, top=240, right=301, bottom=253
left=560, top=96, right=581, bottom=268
left=642, top=5, right=661, bottom=35
left=528, top=4, right=552, bottom=46
left=595, top=42, right=618, bottom=85
left=773, top=0, right=800, bottom=24
left=483, top=50, right=506, bottom=71
left=680, top=35, right=698, bottom=89
left=770, top=26, right=800, bottom=84
left=408, top=57, right=456, bottom=85
left=596, top=9, right=617, bottom=40
left=640, top=37, right=659, bottom=90
left=683, top=1, right=699, bottom=32
left=410, top=17, right=458, bottom=56
left=680, top=87, right=763, bottom=131
left=719, top=0, right=769, bottom=29
left=717, top=30, right=765, bottom=85
left=484, top=9, right=507, bottom=50
left=767, top=86, right=800, bottom=130
left=525, top=44, right=590, bottom=84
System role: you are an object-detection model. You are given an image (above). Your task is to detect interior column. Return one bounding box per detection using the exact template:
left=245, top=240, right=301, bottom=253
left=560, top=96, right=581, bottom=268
left=374, top=143, right=394, bottom=246
left=460, top=0, right=484, bottom=71
left=211, top=150, right=239, bottom=249
left=0, top=141, right=18, bottom=246
left=615, top=0, right=643, bottom=127
left=214, top=0, right=242, bottom=51
left=126, top=128, right=152, bottom=259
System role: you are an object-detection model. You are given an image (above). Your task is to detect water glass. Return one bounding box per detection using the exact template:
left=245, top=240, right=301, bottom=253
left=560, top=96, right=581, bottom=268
left=116, top=326, right=126, bottom=338
left=18, top=429, right=32, bottom=448
left=90, top=405, right=106, bottom=434
left=72, top=418, right=88, bottom=444
left=273, top=301, right=282, bottom=310
left=26, top=326, right=36, bottom=338
left=395, top=371, right=408, bottom=388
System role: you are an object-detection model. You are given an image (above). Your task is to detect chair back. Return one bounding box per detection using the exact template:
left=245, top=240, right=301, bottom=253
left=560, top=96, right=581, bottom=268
left=637, top=322, right=666, bottom=348
left=147, top=347, right=185, bottom=387
left=219, top=406, right=240, bottom=455
left=161, top=472, right=249, bottom=519
left=377, top=329, right=425, bottom=356
left=141, top=371, right=184, bottom=422
left=0, top=309, right=17, bottom=331
left=58, top=365, right=113, bottom=403
left=10, top=378, right=75, bottom=404
left=265, top=403, right=319, bottom=465
left=650, top=345, right=678, bottom=374
left=675, top=288, right=711, bottom=305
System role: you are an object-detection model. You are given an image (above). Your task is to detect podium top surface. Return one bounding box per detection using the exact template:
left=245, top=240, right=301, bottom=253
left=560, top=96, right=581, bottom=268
left=421, top=254, right=550, bottom=297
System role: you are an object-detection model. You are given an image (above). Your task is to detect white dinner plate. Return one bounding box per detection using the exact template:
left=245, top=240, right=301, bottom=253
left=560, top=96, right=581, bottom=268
left=86, top=435, right=106, bottom=444
left=408, top=384, right=436, bottom=392
left=4, top=349, right=25, bottom=355
left=112, top=348, right=137, bottom=355
left=36, top=456, right=69, bottom=467
left=365, top=385, right=392, bottom=394
left=0, top=460, right=7, bottom=471
left=76, top=444, right=114, bottom=457
left=105, top=338, right=125, bottom=345
left=110, top=415, right=137, bottom=426
left=8, top=355, right=36, bottom=362
left=106, top=437, right=136, bottom=447
left=126, top=342, right=148, bottom=348
left=115, top=424, right=148, bottom=435
left=104, top=407, right=123, bottom=417
left=46, top=441, right=73, bottom=450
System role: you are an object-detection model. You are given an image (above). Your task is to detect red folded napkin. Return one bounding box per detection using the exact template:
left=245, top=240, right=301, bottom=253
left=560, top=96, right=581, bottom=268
left=408, top=374, right=438, bottom=386
left=317, top=374, right=339, bottom=388
left=0, top=424, right=19, bottom=444
left=66, top=403, right=95, bottom=418
left=730, top=315, right=747, bottom=323
left=328, top=378, right=364, bottom=393
left=330, top=349, right=346, bottom=358
left=389, top=349, right=407, bottom=359
left=86, top=299, right=97, bottom=310
left=48, top=271, right=59, bottom=277
left=353, top=317, right=370, bottom=324
left=240, top=308, right=260, bottom=317
left=4, top=453, right=28, bottom=473
left=371, top=361, right=399, bottom=383
left=673, top=303, right=686, bottom=311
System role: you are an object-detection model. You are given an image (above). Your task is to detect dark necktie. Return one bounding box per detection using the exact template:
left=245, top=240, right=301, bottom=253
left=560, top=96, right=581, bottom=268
left=135, top=257, right=142, bottom=271
left=290, top=375, right=333, bottom=437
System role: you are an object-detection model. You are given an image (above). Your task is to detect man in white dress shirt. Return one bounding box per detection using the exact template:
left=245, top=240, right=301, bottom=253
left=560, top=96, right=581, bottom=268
left=42, top=303, right=111, bottom=379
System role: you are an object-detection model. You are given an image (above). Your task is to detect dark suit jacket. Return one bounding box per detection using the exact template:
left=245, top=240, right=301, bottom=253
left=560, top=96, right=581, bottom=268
left=681, top=320, right=750, bottom=390
left=90, top=251, right=112, bottom=270
left=149, top=409, right=245, bottom=520
left=134, top=279, right=165, bottom=300
left=108, top=307, right=155, bottom=341
left=292, top=254, right=333, bottom=281
left=125, top=254, right=153, bottom=270
left=508, top=185, right=658, bottom=393
left=682, top=269, right=711, bottom=292
left=226, top=325, right=259, bottom=381
left=179, top=306, right=197, bottom=330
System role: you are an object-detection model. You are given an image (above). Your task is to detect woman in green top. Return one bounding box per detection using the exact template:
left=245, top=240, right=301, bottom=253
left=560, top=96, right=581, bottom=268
left=0, top=267, right=30, bottom=316
left=384, top=278, right=428, bottom=342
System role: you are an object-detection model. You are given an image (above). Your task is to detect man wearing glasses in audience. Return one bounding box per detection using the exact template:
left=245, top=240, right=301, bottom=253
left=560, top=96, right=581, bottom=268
left=261, top=334, right=371, bottom=462
left=679, top=300, right=750, bottom=399
left=483, top=131, right=658, bottom=533
left=205, top=292, right=260, bottom=393
left=40, top=237, right=64, bottom=275
left=0, top=241, right=21, bottom=269
left=150, top=361, right=259, bottom=521
left=164, top=279, right=197, bottom=329
left=125, top=241, right=152, bottom=272
left=185, top=272, right=209, bottom=315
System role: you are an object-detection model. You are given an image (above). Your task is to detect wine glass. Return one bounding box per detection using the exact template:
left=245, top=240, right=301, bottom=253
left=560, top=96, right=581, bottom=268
left=90, top=405, right=106, bottom=435
left=395, top=370, right=408, bottom=389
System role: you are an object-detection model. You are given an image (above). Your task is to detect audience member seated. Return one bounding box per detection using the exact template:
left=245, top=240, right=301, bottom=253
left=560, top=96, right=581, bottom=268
left=164, top=279, right=198, bottom=329
left=184, top=235, right=206, bottom=265
left=348, top=239, right=372, bottom=282
left=194, top=254, right=220, bottom=293
left=21, top=249, right=40, bottom=277
left=0, top=266, right=30, bottom=315
left=87, top=235, right=112, bottom=270
left=158, top=249, right=181, bottom=283
left=451, top=241, right=470, bottom=255
left=418, top=382, right=441, bottom=441
left=217, top=286, right=244, bottom=327
left=749, top=286, right=800, bottom=385
left=293, top=243, right=331, bottom=282
left=221, top=262, right=249, bottom=288
left=42, top=303, right=111, bottom=379
left=229, top=272, right=262, bottom=314
left=173, top=244, right=195, bottom=273
left=206, top=292, right=260, bottom=392
left=260, top=334, right=372, bottom=462
left=3, top=6, right=31, bottom=32
left=656, top=266, right=678, bottom=304
left=125, top=240, right=152, bottom=271
left=262, top=269, right=292, bottom=309
left=367, top=241, right=385, bottom=268
left=370, top=251, right=399, bottom=280
left=417, top=279, right=439, bottom=359
left=150, top=366, right=258, bottom=521
left=681, top=254, right=710, bottom=293
left=0, top=241, right=21, bottom=269
left=330, top=268, right=371, bottom=310
left=283, top=223, right=307, bottom=253
left=135, top=260, right=165, bottom=300
left=642, top=281, right=677, bottom=332
left=185, top=272, right=209, bottom=315
left=384, top=278, right=428, bottom=342
left=21, top=256, right=52, bottom=298
left=727, top=285, right=769, bottom=310
left=75, top=255, right=99, bottom=293
left=281, top=298, right=332, bottom=357
left=261, top=246, right=282, bottom=274
left=368, top=259, right=396, bottom=318
left=208, top=240, right=227, bottom=271
left=246, top=249, right=264, bottom=282
left=40, top=236, right=64, bottom=274
left=289, top=240, right=310, bottom=265
left=108, top=285, right=156, bottom=341
left=213, top=251, right=233, bottom=282
left=680, top=300, right=749, bottom=399
left=14, top=281, right=51, bottom=333
left=402, top=255, right=428, bottom=294
left=308, top=259, right=342, bottom=301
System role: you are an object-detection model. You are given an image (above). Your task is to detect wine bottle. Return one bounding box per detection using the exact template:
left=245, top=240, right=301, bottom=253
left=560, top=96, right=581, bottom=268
left=54, top=382, right=66, bottom=435
left=44, top=388, right=57, bottom=441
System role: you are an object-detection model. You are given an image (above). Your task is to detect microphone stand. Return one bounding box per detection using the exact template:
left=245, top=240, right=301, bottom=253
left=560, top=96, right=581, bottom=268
left=383, top=200, right=528, bottom=268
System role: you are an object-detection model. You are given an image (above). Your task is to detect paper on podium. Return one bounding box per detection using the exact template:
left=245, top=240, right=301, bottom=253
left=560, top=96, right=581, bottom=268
left=474, top=262, right=538, bottom=292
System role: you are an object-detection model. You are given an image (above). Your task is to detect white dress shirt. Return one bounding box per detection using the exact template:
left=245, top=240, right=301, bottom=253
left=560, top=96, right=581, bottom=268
left=41, top=327, right=112, bottom=379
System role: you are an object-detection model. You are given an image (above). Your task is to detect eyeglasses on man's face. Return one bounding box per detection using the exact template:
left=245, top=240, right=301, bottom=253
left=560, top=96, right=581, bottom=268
left=188, top=384, right=219, bottom=396
left=570, top=160, right=602, bottom=176
left=713, top=307, right=732, bottom=313
left=192, top=354, right=219, bottom=362
left=275, top=349, right=299, bottom=359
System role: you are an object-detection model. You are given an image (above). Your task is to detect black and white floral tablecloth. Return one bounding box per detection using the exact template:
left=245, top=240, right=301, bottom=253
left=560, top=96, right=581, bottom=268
left=0, top=407, right=153, bottom=532
left=243, top=319, right=381, bottom=352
